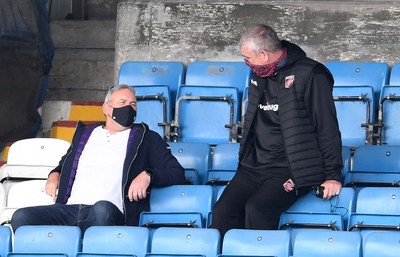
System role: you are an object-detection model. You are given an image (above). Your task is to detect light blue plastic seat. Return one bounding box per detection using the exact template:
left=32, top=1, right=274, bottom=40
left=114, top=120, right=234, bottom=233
left=291, top=230, right=362, bottom=257
left=185, top=61, right=252, bottom=101
left=332, top=85, right=375, bottom=147
left=219, top=229, right=291, bottom=257
left=348, top=187, right=400, bottom=232
left=147, top=227, right=220, bottom=257
left=378, top=85, right=400, bottom=145
left=133, top=85, right=171, bottom=139
left=279, top=187, right=356, bottom=231
left=326, top=61, right=389, bottom=109
left=0, top=226, right=11, bottom=257
left=10, top=225, right=82, bottom=257
left=168, top=142, right=211, bottom=185
left=363, top=231, right=400, bottom=257
left=173, top=85, right=239, bottom=144
left=118, top=61, right=185, bottom=108
left=344, top=145, right=400, bottom=189
left=77, top=226, right=150, bottom=257
left=389, top=62, right=400, bottom=85
left=139, top=185, right=213, bottom=229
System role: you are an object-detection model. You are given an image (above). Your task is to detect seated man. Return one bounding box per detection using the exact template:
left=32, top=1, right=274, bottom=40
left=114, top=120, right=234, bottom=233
left=11, top=84, right=186, bottom=232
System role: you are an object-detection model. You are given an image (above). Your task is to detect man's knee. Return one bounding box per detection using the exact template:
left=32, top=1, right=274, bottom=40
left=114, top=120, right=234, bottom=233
left=11, top=208, right=30, bottom=232
left=91, top=201, right=123, bottom=225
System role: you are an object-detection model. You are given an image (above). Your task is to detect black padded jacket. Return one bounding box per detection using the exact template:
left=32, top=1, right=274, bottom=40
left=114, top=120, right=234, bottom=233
left=239, top=40, right=343, bottom=188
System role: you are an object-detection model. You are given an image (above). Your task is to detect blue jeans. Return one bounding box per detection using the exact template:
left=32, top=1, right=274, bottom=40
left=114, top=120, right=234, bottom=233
left=11, top=200, right=124, bottom=233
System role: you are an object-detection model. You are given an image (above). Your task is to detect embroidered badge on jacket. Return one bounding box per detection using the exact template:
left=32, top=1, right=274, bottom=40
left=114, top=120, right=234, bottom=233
left=285, top=75, right=295, bottom=88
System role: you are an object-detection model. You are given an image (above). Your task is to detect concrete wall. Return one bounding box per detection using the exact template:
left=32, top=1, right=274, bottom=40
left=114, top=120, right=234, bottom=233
left=47, top=0, right=400, bottom=104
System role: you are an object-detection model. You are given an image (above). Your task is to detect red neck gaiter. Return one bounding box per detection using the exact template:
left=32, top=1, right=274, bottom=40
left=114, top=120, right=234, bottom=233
left=245, top=48, right=288, bottom=78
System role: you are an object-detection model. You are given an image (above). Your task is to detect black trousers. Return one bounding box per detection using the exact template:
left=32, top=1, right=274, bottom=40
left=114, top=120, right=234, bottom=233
left=211, top=168, right=306, bottom=237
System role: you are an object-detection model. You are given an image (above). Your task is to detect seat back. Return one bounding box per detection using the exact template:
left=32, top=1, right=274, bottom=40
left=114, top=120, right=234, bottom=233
left=140, top=185, right=213, bottom=228
left=134, top=85, right=172, bottom=138
left=168, top=142, right=211, bottom=185
left=332, top=85, right=374, bottom=147
left=175, top=85, right=239, bottom=144
left=13, top=225, right=82, bottom=257
left=80, top=226, right=150, bottom=257
left=356, top=187, right=400, bottom=214
left=185, top=61, right=251, bottom=100
left=363, top=231, right=400, bottom=257
left=211, top=143, right=239, bottom=171
left=326, top=61, right=389, bottom=109
left=292, top=230, right=362, bottom=257
left=6, top=180, right=53, bottom=208
left=341, top=146, right=352, bottom=183
left=352, top=145, right=400, bottom=172
left=379, top=85, right=400, bottom=145
left=389, top=62, right=400, bottom=85
left=5, top=138, right=70, bottom=166
left=0, top=226, right=12, bottom=257
left=221, top=229, right=291, bottom=257
left=279, top=187, right=356, bottom=231
left=118, top=61, right=185, bottom=108
left=150, top=227, right=221, bottom=257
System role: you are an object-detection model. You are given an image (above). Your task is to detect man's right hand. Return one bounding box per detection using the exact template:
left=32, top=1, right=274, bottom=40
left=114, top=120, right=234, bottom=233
left=45, top=172, right=60, bottom=202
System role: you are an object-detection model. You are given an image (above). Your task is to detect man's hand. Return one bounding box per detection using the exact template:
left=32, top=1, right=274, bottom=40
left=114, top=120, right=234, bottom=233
left=127, top=171, right=151, bottom=202
left=320, top=180, right=342, bottom=199
left=45, top=172, right=59, bottom=202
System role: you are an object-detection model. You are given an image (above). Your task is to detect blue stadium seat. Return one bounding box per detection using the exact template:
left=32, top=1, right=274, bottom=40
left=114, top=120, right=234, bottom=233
left=168, top=142, right=211, bottom=185
left=363, top=231, right=400, bottom=257
left=147, top=227, right=221, bottom=257
left=326, top=61, right=389, bottom=109
left=378, top=85, right=400, bottom=145
left=291, top=230, right=362, bottom=257
left=185, top=61, right=252, bottom=101
left=0, top=226, right=11, bottom=257
left=11, top=225, right=82, bottom=257
left=77, top=226, right=150, bottom=257
left=279, top=187, right=356, bottom=231
left=219, top=229, right=291, bottom=257
left=173, top=85, right=239, bottom=144
left=389, top=62, right=400, bottom=85
left=206, top=143, right=239, bottom=200
left=139, top=185, right=213, bottom=229
left=133, top=85, right=171, bottom=140
left=344, top=145, right=400, bottom=188
left=332, top=85, right=375, bottom=147
left=341, top=146, right=352, bottom=183
left=348, top=187, right=400, bottom=232
left=118, top=61, right=185, bottom=108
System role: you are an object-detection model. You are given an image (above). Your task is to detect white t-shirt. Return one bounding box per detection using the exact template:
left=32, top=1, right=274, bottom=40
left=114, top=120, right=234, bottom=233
left=67, top=126, right=130, bottom=213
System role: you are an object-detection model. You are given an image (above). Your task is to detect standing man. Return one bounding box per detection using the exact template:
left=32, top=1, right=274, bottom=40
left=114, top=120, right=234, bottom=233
left=11, top=84, right=186, bottom=232
left=212, top=24, right=342, bottom=236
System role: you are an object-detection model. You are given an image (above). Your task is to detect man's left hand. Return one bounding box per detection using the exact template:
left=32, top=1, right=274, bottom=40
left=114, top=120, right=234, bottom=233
left=127, top=171, right=151, bottom=202
left=320, top=180, right=342, bottom=199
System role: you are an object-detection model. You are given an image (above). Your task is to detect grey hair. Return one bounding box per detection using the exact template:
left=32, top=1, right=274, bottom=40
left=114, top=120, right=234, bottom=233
left=104, top=84, right=136, bottom=103
left=239, top=24, right=282, bottom=54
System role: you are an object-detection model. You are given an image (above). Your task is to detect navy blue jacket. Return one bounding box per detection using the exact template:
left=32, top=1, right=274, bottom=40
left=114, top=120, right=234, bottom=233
left=50, top=121, right=186, bottom=225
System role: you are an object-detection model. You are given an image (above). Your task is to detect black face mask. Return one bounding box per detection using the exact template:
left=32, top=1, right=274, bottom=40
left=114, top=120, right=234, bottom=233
left=110, top=105, right=136, bottom=127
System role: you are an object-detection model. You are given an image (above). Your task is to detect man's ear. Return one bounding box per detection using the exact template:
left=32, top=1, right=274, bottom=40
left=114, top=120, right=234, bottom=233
left=102, top=102, right=108, bottom=115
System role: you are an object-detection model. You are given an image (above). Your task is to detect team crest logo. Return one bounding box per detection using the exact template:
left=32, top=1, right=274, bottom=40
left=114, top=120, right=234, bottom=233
left=285, top=75, right=295, bottom=88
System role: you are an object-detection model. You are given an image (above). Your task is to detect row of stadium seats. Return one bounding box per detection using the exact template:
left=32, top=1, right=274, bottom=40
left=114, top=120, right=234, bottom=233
left=46, top=61, right=400, bottom=148
left=1, top=223, right=399, bottom=257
